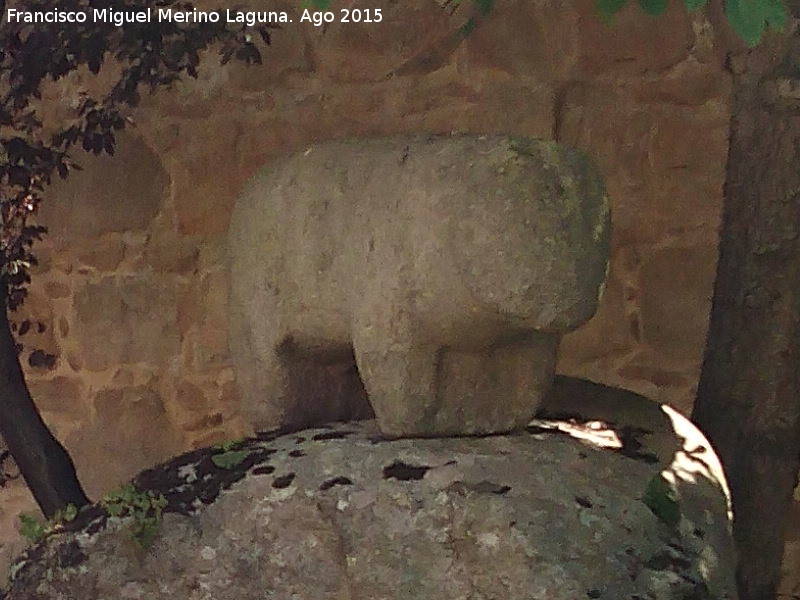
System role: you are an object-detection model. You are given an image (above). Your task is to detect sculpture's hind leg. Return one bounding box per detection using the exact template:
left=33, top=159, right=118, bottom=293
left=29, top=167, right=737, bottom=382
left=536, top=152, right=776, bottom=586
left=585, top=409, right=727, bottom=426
left=351, top=305, right=444, bottom=437
left=436, top=332, right=559, bottom=434
left=353, top=341, right=443, bottom=437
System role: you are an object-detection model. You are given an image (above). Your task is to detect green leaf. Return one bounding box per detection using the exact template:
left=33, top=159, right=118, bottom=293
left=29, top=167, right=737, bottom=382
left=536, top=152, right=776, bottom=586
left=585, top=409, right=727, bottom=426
left=150, top=493, right=168, bottom=512
left=639, top=0, right=669, bottom=15
left=683, top=0, right=707, bottom=10
left=19, top=514, right=46, bottom=543
left=103, top=483, right=135, bottom=505
left=597, top=0, right=628, bottom=21
left=62, top=504, right=78, bottom=522
left=763, top=0, right=788, bottom=29
left=104, top=503, right=125, bottom=517
left=212, top=450, right=249, bottom=469
left=725, top=0, right=766, bottom=47
left=642, top=475, right=681, bottom=527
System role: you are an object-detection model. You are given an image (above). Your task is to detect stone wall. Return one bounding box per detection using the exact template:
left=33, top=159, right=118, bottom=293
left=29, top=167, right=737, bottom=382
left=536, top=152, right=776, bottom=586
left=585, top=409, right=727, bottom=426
left=4, top=0, right=796, bottom=590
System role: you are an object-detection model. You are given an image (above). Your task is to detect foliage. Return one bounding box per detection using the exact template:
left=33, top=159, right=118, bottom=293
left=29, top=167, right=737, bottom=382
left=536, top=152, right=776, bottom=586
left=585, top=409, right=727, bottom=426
left=211, top=449, right=249, bottom=469
left=596, top=0, right=787, bottom=46
left=0, top=0, right=271, bottom=310
left=18, top=502, right=78, bottom=543
left=21, top=484, right=168, bottom=548
left=17, top=513, right=46, bottom=543
left=725, top=0, right=787, bottom=46
left=211, top=438, right=249, bottom=469
left=101, top=483, right=168, bottom=548
left=642, top=475, right=681, bottom=527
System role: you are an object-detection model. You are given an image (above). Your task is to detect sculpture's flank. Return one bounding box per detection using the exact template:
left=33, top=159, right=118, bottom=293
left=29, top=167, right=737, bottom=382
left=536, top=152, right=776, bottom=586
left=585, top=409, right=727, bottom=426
left=228, top=134, right=610, bottom=436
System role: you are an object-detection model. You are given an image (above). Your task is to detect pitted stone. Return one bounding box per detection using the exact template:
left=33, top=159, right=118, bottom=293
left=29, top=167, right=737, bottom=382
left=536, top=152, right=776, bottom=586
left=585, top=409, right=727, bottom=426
left=3, top=380, right=736, bottom=600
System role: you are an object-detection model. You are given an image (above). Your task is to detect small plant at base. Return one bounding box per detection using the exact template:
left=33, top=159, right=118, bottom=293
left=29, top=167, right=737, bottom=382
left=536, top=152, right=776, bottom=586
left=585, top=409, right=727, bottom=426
left=18, top=514, right=46, bottom=544
left=212, top=449, right=249, bottom=470
left=642, top=474, right=681, bottom=527
left=101, top=484, right=168, bottom=549
left=210, top=438, right=249, bottom=469
left=18, top=503, right=80, bottom=543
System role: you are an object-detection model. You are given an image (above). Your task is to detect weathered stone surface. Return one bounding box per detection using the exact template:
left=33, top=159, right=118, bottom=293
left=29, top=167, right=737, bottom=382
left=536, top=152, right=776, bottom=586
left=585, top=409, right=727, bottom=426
left=65, top=385, right=183, bottom=497
left=177, top=270, right=230, bottom=371
left=628, top=60, right=731, bottom=107
left=639, top=246, right=718, bottom=358
left=72, top=276, right=179, bottom=371
left=27, top=377, right=85, bottom=425
left=458, top=0, right=579, bottom=81
left=42, top=281, right=70, bottom=300
left=229, top=134, right=610, bottom=437
left=450, top=80, right=556, bottom=138
left=575, top=0, right=694, bottom=76
left=314, top=0, right=454, bottom=82
left=74, top=235, right=126, bottom=272
left=37, top=135, right=168, bottom=238
left=558, top=82, right=727, bottom=244
left=170, top=120, right=245, bottom=236
left=2, top=379, right=736, bottom=600
left=141, top=234, right=199, bottom=274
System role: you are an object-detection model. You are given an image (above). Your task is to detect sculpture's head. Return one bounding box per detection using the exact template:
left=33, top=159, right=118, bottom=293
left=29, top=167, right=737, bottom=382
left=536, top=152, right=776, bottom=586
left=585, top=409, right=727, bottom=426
left=446, top=138, right=611, bottom=332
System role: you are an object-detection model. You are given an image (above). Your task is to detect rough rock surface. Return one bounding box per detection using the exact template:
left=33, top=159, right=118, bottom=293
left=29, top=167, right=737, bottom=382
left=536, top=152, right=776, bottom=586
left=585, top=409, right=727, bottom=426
left=3, top=378, right=735, bottom=600
left=229, top=134, right=610, bottom=437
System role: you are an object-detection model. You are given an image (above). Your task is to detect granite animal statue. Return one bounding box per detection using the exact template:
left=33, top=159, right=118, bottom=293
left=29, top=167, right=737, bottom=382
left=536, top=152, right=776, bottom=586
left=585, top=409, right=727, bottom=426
left=228, top=134, right=610, bottom=437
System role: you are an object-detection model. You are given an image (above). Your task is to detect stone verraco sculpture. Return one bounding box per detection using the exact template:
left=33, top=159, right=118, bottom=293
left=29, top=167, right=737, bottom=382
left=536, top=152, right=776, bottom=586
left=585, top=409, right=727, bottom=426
left=228, top=134, right=610, bottom=437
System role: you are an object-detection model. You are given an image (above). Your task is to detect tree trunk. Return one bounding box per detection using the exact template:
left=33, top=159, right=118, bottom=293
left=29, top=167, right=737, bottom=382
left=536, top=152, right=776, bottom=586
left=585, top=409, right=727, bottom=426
left=1, top=0, right=90, bottom=523
left=0, top=283, right=89, bottom=519
left=692, top=21, right=800, bottom=600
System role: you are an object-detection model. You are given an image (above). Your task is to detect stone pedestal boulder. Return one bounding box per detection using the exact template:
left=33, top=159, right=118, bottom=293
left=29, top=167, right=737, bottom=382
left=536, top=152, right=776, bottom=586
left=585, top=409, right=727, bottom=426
left=3, top=378, right=736, bottom=600
left=228, top=134, right=610, bottom=437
